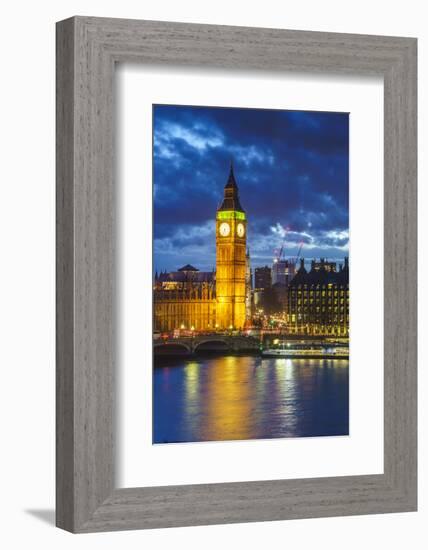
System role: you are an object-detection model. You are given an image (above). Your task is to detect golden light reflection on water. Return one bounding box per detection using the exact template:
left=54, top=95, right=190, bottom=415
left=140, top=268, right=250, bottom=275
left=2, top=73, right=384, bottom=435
left=184, top=362, right=199, bottom=400
left=186, top=356, right=254, bottom=441
left=183, top=357, right=305, bottom=441
left=155, top=356, right=349, bottom=443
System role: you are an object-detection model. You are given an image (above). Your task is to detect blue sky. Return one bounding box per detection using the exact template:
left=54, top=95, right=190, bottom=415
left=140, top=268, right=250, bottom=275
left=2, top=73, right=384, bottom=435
left=153, top=104, right=349, bottom=273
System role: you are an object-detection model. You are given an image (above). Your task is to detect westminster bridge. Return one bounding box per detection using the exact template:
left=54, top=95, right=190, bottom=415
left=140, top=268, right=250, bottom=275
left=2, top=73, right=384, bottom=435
left=153, top=334, right=260, bottom=356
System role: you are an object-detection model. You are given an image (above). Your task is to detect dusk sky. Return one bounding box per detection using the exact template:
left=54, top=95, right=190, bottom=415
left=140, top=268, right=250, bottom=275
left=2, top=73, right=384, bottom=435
left=153, top=104, right=349, bottom=273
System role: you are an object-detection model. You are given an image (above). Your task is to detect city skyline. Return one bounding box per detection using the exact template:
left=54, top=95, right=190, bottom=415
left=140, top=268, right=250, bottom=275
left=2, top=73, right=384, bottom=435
left=153, top=104, right=350, bottom=445
left=153, top=104, right=349, bottom=273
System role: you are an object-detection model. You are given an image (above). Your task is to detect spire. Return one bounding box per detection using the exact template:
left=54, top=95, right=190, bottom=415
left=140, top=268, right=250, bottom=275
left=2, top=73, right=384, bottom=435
left=218, top=161, right=245, bottom=212
left=225, top=160, right=237, bottom=189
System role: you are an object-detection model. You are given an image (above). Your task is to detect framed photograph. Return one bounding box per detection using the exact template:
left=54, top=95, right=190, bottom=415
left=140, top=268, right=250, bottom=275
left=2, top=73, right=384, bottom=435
left=151, top=105, right=350, bottom=447
left=56, top=17, right=417, bottom=532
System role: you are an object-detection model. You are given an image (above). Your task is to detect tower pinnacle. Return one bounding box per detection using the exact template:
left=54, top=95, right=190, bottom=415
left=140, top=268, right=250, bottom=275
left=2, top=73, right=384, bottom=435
left=218, top=162, right=244, bottom=212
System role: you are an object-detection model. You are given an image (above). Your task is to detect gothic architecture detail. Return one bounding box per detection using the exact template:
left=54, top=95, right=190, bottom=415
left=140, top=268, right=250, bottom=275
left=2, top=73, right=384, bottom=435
left=154, top=265, right=216, bottom=332
left=153, top=164, right=250, bottom=332
left=215, top=163, right=247, bottom=329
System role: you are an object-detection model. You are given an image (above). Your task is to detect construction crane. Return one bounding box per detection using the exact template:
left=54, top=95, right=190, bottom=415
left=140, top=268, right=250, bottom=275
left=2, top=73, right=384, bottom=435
left=273, top=226, right=290, bottom=264
left=293, top=241, right=304, bottom=263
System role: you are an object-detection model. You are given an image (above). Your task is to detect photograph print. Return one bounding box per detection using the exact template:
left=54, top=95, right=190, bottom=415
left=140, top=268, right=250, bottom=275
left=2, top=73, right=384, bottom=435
left=152, top=104, right=349, bottom=445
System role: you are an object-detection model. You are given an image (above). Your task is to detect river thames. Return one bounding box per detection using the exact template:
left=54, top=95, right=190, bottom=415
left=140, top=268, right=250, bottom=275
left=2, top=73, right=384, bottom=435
left=153, top=355, right=349, bottom=444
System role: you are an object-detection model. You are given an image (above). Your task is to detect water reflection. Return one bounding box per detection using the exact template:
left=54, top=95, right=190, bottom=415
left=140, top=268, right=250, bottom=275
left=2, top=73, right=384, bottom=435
left=153, top=355, right=349, bottom=444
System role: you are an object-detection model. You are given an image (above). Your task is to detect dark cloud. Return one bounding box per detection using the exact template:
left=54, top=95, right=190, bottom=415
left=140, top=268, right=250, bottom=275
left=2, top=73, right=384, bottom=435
left=153, top=104, right=349, bottom=272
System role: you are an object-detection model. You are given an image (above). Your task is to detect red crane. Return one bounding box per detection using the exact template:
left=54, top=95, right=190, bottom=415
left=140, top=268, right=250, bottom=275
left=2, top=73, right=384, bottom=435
left=274, top=226, right=290, bottom=263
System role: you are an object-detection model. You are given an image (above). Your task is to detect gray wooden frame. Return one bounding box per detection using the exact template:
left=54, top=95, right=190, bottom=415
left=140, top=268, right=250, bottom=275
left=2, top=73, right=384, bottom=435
left=56, top=16, right=417, bottom=533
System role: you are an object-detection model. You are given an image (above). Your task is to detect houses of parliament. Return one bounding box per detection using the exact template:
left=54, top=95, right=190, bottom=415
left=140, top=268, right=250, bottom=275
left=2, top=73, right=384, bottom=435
left=154, top=163, right=350, bottom=336
left=154, top=164, right=251, bottom=332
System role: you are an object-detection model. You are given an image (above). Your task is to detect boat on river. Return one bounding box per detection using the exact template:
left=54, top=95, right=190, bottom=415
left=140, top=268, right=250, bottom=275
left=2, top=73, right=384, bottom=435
left=262, top=340, right=349, bottom=360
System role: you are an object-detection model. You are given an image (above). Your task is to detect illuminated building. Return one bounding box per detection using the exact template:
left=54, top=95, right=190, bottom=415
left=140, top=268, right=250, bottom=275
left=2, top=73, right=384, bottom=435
left=154, top=265, right=216, bottom=332
left=271, top=259, right=296, bottom=316
left=153, top=164, right=249, bottom=332
left=287, top=258, right=349, bottom=336
left=272, top=259, right=296, bottom=285
left=215, top=163, right=247, bottom=329
left=245, top=249, right=253, bottom=322
left=310, top=258, right=337, bottom=273
left=254, top=266, right=272, bottom=290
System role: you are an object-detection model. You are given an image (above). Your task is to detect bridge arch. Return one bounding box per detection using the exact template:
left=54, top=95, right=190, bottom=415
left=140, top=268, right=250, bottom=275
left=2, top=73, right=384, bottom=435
left=193, top=339, right=232, bottom=353
left=153, top=342, right=191, bottom=355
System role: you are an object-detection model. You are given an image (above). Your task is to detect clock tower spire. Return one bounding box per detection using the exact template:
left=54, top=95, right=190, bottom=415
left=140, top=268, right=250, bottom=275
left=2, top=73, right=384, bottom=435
left=216, top=162, right=247, bottom=330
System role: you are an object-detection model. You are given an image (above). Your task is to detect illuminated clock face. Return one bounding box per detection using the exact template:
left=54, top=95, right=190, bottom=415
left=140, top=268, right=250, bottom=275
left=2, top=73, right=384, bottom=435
left=219, top=222, right=230, bottom=237
left=237, top=223, right=245, bottom=237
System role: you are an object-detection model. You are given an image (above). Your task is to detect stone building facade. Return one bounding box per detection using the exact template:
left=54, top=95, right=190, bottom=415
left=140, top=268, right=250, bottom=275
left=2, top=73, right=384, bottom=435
left=153, top=164, right=249, bottom=332
left=287, top=258, right=349, bottom=336
left=154, top=266, right=216, bottom=332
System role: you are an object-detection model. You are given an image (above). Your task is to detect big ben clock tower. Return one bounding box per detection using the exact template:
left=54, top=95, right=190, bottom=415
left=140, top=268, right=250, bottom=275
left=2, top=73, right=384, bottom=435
left=216, top=163, right=247, bottom=330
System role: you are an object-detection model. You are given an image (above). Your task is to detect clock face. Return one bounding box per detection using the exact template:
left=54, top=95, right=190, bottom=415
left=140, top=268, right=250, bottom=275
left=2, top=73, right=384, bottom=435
left=237, top=223, right=245, bottom=237
left=219, top=222, right=230, bottom=237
